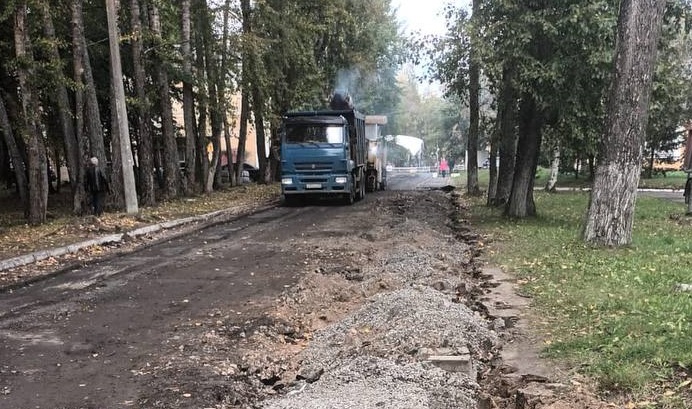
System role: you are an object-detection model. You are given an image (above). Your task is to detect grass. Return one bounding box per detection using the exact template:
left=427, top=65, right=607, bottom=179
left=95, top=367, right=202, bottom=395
left=451, top=168, right=689, bottom=190
left=458, top=177, right=692, bottom=407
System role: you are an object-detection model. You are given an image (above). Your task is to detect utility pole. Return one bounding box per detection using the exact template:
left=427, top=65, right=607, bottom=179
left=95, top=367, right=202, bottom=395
left=106, top=0, right=138, bottom=214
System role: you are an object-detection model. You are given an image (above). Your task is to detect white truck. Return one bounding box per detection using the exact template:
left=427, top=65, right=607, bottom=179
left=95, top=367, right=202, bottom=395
left=364, top=115, right=388, bottom=192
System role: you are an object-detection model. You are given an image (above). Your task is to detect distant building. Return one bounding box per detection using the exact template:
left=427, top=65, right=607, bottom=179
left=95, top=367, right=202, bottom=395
left=171, top=90, right=267, bottom=169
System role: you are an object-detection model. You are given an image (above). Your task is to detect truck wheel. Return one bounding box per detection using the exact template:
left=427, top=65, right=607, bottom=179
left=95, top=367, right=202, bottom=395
left=356, top=169, right=365, bottom=201
left=359, top=176, right=366, bottom=200
left=344, top=178, right=356, bottom=205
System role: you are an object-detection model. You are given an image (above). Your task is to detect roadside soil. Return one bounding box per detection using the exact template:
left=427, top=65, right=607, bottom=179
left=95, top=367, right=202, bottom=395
left=0, top=184, right=613, bottom=408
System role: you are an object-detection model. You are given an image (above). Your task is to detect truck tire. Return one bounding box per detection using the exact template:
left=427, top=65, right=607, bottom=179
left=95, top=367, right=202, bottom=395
left=344, top=177, right=356, bottom=205
left=366, top=170, right=376, bottom=193
left=356, top=169, right=365, bottom=201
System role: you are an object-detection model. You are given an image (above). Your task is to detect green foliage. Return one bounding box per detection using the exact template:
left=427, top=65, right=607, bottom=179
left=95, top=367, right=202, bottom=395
left=469, top=191, right=692, bottom=401
left=422, top=4, right=470, bottom=99
left=645, top=0, right=692, bottom=173
left=254, top=0, right=402, bottom=121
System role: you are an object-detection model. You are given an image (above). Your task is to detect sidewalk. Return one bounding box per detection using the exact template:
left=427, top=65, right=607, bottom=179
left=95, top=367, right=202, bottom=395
left=0, top=185, right=278, bottom=278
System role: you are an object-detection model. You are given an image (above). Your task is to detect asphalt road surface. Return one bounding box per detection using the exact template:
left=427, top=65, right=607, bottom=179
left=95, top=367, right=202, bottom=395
left=0, top=171, right=451, bottom=409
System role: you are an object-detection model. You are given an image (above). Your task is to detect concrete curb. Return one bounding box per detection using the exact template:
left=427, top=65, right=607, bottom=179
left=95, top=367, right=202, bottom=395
left=0, top=202, right=278, bottom=272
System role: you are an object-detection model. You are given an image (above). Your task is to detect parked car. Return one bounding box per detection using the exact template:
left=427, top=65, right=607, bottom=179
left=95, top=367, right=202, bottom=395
left=242, top=163, right=260, bottom=182
left=220, top=163, right=260, bottom=183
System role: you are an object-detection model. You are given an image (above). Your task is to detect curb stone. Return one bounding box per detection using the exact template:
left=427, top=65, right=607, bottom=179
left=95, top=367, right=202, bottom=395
left=0, top=201, right=279, bottom=273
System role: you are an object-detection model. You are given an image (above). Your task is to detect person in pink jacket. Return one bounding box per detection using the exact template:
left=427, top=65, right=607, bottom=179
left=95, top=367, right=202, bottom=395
left=439, top=157, right=449, bottom=177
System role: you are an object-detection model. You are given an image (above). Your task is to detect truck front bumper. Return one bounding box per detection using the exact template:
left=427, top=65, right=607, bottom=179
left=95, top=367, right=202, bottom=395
left=281, top=175, right=350, bottom=195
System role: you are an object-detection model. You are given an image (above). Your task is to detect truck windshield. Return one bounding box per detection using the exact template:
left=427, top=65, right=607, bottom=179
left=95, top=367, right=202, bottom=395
left=285, top=124, right=344, bottom=144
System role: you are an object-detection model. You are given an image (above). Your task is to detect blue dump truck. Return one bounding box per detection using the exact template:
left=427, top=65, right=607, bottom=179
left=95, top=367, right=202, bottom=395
left=280, top=95, right=367, bottom=205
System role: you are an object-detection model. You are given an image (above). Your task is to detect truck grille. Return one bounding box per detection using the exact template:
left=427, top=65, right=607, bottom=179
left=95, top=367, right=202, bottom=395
left=294, top=162, right=333, bottom=174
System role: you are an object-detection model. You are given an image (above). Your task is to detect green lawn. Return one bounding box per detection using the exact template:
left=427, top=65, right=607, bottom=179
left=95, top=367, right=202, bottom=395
left=464, top=189, right=691, bottom=407
left=451, top=168, right=689, bottom=190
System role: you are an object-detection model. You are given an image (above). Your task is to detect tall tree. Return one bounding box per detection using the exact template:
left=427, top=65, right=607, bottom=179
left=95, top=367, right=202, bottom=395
left=71, top=0, right=91, bottom=213
left=149, top=0, right=179, bottom=199
left=181, top=0, right=197, bottom=194
left=493, top=63, right=517, bottom=205
left=466, top=0, right=481, bottom=195
left=584, top=0, right=667, bottom=246
left=130, top=0, right=155, bottom=206
left=0, top=94, right=28, bottom=211
left=106, top=0, right=138, bottom=214
left=14, top=1, right=49, bottom=224
left=40, top=2, right=84, bottom=214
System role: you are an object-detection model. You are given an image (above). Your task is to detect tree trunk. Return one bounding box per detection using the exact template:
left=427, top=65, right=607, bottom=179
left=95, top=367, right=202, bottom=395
left=494, top=64, right=518, bottom=206
left=149, top=1, right=179, bottom=199
left=545, top=143, right=560, bottom=192
left=194, top=11, right=210, bottom=188
left=466, top=0, right=481, bottom=196
left=584, top=0, right=667, bottom=246
left=71, top=0, right=89, bottom=214
left=15, top=1, right=49, bottom=225
left=203, top=15, right=222, bottom=194
left=109, top=83, right=125, bottom=209
left=220, top=0, right=234, bottom=187
left=236, top=90, right=250, bottom=186
left=254, top=97, right=268, bottom=184
left=181, top=0, right=197, bottom=194
left=81, top=18, right=106, bottom=166
left=506, top=93, right=542, bottom=218
left=487, top=138, right=498, bottom=205
left=0, top=95, right=29, bottom=212
left=40, top=2, right=82, bottom=214
left=646, top=148, right=655, bottom=178
left=236, top=0, right=251, bottom=186
left=106, top=0, right=138, bottom=214
left=131, top=0, right=155, bottom=206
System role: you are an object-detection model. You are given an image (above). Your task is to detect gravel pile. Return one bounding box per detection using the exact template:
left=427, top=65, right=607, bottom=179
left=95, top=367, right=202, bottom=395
left=262, top=287, right=496, bottom=408
left=263, top=356, right=478, bottom=409
left=300, top=287, right=496, bottom=369
left=259, top=191, right=495, bottom=408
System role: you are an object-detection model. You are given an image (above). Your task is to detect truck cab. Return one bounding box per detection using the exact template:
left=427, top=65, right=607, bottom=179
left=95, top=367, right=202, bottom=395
left=280, top=110, right=366, bottom=205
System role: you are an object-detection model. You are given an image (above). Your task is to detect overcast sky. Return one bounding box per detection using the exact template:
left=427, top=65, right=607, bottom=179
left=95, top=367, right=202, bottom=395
left=391, top=0, right=471, bottom=36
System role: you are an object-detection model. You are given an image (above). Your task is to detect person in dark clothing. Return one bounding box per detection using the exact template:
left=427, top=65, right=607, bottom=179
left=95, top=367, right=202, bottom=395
left=85, top=157, right=109, bottom=216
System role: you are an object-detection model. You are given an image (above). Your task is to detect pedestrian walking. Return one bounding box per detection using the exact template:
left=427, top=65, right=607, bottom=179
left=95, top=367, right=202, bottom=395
left=439, top=157, right=449, bottom=178
left=85, top=157, right=110, bottom=216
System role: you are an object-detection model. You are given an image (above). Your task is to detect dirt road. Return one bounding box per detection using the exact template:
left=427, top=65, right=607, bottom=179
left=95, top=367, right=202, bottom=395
left=0, top=173, right=604, bottom=409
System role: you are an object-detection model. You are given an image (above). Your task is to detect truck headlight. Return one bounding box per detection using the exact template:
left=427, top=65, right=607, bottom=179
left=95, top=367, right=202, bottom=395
left=281, top=178, right=293, bottom=185
left=335, top=176, right=348, bottom=184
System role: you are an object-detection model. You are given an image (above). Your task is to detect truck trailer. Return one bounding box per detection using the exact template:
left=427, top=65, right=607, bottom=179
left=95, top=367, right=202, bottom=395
left=365, top=115, right=388, bottom=192
left=280, top=105, right=367, bottom=205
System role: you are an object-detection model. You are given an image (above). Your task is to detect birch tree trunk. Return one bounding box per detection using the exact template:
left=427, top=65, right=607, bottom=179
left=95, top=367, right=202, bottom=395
left=131, top=0, right=155, bottom=206
left=487, top=139, right=498, bottom=205
left=15, top=1, right=49, bottom=224
left=181, top=0, right=197, bottom=193
left=545, top=144, right=560, bottom=192
left=203, top=18, right=222, bottom=194
left=583, top=0, right=667, bottom=246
